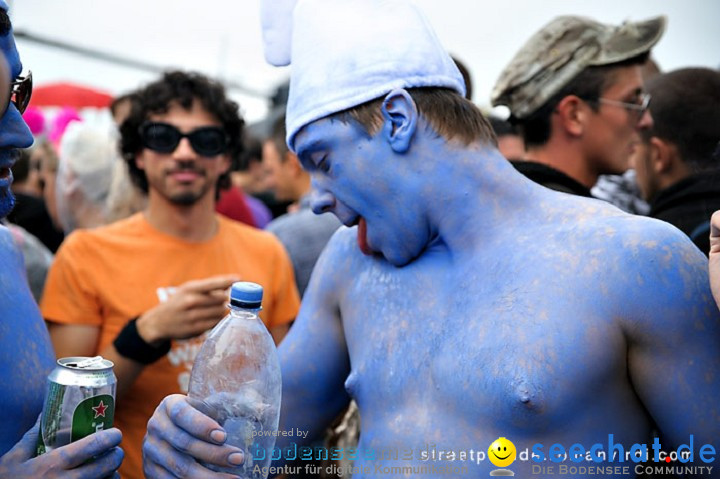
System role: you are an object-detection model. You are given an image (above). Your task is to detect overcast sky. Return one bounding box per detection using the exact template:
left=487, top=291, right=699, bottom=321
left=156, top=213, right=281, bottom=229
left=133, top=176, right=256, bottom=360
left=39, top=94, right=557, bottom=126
left=10, top=0, right=720, bottom=123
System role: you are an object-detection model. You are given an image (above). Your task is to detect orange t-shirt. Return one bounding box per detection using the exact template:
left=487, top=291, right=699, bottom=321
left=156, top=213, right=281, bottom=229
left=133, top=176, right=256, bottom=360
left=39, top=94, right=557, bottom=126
left=41, top=213, right=300, bottom=479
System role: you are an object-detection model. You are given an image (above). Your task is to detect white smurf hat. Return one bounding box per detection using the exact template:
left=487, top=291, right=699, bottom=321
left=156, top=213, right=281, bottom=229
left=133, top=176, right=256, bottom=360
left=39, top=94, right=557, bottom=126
left=283, top=0, right=465, bottom=150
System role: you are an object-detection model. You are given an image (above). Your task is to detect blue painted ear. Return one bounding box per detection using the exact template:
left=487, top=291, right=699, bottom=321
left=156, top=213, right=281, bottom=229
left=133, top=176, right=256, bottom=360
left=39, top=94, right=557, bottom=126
left=381, top=89, right=417, bottom=154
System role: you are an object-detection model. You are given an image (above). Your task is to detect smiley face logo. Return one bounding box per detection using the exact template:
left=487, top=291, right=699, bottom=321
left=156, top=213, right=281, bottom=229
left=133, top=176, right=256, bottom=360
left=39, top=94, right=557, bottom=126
left=488, top=437, right=516, bottom=468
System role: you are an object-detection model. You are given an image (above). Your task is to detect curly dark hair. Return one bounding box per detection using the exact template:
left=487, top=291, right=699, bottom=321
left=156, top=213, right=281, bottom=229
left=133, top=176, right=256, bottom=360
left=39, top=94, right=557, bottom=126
left=119, top=70, right=244, bottom=193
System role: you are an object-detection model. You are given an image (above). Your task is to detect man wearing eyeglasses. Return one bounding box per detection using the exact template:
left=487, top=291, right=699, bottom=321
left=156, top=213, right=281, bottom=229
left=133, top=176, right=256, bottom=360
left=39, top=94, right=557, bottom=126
left=492, top=15, right=664, bottom=198
left=0, top=2, right=125, bottom=478
left=40, top=71, right=300, bottom=479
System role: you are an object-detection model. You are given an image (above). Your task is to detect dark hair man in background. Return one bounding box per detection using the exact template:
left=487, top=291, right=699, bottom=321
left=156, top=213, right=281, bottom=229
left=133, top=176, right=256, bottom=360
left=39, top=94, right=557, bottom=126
left=263, top=113, right=340, bottom=296
left=630, top=67, right=720, bottom=255
left=487, top=115, right=525, bottom=161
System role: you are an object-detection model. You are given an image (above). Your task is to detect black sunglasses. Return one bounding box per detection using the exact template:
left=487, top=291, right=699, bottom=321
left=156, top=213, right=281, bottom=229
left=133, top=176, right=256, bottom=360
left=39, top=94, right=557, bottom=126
left=10, top=70, right=32, bottom=114
left=140, top=122, right=229, bottom=157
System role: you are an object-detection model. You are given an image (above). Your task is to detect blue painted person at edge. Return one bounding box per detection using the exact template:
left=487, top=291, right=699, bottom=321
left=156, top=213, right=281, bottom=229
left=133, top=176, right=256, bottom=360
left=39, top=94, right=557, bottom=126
left=142, top=1, right=720, bottom=478
left=0, top=2, right=124, bottom=477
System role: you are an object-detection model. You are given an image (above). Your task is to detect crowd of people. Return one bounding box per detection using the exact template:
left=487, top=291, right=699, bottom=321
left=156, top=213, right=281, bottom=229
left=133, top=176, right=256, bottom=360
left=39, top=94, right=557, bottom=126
left=0, top=0, right=718, bottom=478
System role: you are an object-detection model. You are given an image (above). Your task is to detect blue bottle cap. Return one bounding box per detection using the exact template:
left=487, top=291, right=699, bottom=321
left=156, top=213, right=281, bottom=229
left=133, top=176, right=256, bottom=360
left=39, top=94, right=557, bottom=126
left=230, top=281, right=263, bottom=308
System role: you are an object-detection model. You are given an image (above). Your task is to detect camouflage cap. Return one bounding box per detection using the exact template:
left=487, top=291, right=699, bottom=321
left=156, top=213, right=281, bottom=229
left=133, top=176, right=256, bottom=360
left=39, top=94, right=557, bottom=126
left=491, top=15, right=666, bottom=119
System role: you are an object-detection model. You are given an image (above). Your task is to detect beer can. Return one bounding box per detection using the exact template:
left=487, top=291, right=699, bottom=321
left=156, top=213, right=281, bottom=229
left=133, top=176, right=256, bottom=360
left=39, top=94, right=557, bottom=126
left=36, top=356, right=116, bottom=456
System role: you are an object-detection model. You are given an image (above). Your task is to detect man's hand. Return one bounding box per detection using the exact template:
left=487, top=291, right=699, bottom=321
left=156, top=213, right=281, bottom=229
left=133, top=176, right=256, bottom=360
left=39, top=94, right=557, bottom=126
left=143, top=394, right=243, bottom=478
left=137, top=275, right=239, bottom=345
left=709, top=211, right=720, bottom=309
left=0, top=418, right=124, bottom=479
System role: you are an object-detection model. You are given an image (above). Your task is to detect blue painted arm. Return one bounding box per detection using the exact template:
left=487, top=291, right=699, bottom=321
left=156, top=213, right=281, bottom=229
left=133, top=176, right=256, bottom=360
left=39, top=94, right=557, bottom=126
left=624, top=223, right=720, bottom=471
left=275, top=232, right=353, bottom=451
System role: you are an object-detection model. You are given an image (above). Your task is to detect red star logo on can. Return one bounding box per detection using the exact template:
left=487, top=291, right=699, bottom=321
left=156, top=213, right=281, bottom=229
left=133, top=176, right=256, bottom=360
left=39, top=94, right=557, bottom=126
left=92, top=400, right=108, bottom=418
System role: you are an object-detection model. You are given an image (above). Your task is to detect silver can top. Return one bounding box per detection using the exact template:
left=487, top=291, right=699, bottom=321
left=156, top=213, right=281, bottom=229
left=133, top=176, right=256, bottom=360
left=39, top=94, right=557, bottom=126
left=58, top=356, right=115, bottom=371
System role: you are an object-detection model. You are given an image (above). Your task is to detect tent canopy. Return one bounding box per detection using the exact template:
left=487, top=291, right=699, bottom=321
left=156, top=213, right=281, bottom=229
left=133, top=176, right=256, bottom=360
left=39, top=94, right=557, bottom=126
left=31, top=82, right=114, bottom=109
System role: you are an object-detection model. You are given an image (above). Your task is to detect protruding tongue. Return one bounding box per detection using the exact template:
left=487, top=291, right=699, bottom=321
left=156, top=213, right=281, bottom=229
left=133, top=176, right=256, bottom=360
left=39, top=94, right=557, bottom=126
left=357, top=218, right=372, bottom=255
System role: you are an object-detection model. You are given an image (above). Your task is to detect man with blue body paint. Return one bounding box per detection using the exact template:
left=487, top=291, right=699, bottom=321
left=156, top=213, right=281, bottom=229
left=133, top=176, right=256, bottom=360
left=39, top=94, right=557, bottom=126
left=0, top=3, right=124, bottom=477
left=142, top=1, right=720, bottom=478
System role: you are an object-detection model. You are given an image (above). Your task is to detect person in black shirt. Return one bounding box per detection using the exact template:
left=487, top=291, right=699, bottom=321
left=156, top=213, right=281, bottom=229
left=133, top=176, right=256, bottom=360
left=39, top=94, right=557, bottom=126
left=630, top=68, right=720, bottom=255
left=6, top=148, right=64, bottom=252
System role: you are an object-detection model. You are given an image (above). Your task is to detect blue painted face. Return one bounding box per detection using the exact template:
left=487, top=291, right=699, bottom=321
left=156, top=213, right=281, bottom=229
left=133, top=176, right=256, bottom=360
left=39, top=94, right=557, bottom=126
left=0, top=5, right=34, bottom=218
left=294, top=115, right=432, bottom=266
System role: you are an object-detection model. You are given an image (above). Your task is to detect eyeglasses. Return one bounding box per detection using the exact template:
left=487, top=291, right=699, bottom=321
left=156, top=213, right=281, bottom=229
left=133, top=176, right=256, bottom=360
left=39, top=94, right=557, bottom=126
left=140, top=122, right=229, bottom=157
left=10, top=70, right=33, bottom=114
left=592, top=93, right=651, bottom=124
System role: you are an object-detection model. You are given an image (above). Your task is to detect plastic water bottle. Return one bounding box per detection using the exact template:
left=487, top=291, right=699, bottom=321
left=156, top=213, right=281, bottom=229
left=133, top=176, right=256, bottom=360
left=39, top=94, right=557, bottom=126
left=188, top=281, right=282, bottom=478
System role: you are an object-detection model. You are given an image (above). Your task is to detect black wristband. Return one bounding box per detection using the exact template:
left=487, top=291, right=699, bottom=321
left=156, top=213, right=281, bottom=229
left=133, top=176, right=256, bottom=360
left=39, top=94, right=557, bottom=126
left=113, top=318, right=171, bottom=365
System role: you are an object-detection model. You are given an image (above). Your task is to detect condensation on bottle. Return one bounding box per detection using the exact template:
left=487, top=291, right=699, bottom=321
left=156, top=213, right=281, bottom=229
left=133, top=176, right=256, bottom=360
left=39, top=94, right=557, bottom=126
left=188, top=281, right=282, bottom=478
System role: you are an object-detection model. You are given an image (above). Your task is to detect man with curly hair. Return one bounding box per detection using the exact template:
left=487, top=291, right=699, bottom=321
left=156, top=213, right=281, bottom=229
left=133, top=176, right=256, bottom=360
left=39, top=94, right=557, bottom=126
left=41, top=70, right=300, bottom=479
